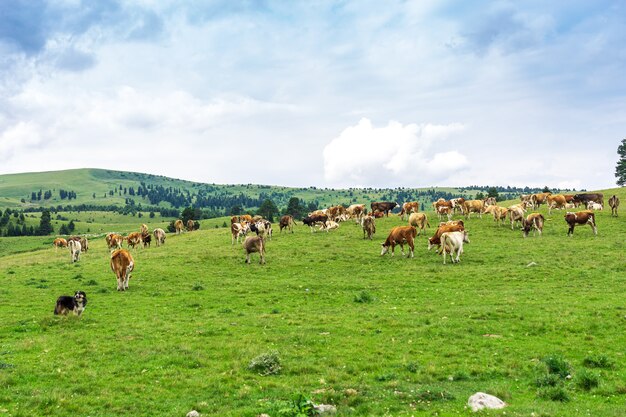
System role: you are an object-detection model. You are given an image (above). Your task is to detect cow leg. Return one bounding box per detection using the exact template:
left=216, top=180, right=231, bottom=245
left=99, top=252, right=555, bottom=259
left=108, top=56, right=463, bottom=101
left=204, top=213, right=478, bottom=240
left=246, top=253, right=251, bottom=263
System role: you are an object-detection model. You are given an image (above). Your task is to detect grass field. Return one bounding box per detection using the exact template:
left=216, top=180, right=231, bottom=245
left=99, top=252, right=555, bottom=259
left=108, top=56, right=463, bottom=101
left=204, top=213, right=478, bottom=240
left=1, top=189, right=625, bottom=416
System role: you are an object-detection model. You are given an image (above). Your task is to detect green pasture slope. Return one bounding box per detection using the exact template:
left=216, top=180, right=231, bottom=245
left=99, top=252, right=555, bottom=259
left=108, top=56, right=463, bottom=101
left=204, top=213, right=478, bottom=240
left=1, top=190, right=625, bottom=416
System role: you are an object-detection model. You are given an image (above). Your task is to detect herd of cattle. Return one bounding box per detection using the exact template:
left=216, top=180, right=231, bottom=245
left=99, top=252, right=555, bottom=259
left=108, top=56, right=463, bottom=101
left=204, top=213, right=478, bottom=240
left=50, top=191, right=620, bottom=299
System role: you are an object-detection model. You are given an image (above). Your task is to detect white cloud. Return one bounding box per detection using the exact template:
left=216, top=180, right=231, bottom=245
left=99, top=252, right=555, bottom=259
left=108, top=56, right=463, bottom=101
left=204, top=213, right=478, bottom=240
left=323, top=118, right=467, bottom=187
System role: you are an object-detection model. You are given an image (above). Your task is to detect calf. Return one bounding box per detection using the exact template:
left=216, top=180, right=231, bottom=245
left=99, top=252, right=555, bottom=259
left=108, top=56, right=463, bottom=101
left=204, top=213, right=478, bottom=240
left=408, top=212, right=430, bottom=235
left=587, top=201, right=603, bottom=211
left=381, top=226, right=417, bottom=258
left=440, top=230, right=470, bottom=264
left=565, top=211, right=597, bottom=236
left=243, top=236, right=265, bottom=264
left=609, top=195, right=619, bottom=216
left=68, top=240, right=81, bottom=263
left=126, top=232, right=143, bottom=249
left=141, top=233, right=152, bottom=248
left=279, top=215, right=296, bottom=233
left=361, top=215, right=376, bottom=240
left=522, top=213, right=544, bottom=238
left=110, top=249, right=134, bottom=291
left=53, top=237, right=67, bottom=250
left=107, top=233, right=124, bottom=251
left=437, top=205, right=452, bottom=221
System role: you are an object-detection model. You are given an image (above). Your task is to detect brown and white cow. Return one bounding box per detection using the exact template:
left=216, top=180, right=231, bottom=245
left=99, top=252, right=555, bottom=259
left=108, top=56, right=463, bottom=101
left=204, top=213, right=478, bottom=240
left=437, top=205, right=452, bottom=221
left=68, top=236, right=89, bottom=253
left=53, top=237, right=67, bottom=250
left=484, top=197, right=497, bottom=207
left=346, top=204, right=366, bottom=222
left=243, top=236, right=265, bottom=264
left=371, top=201, right=399, bottom=217
left=564, top=211, right=597, bottom=236
left=279, top=215, right=296, bottom=233
left=231, top=222, right=249, bottom=245
left=609, top=195, right=620, bottom=216
left=107, top=233, right=124, bottom=251
left=428, top=222, right=465, bottom=251
left=440, top=230, right=470, bottom=264
left=408, top=212, right=430, bottom=235
left=547, top=194, right=567, bottom=214
left=361, top=215, right=376, bottom=240
left=110, top=249, right=134, bottom=291
left=522, top=213, right=545, bottom=238
left=399, top=202, right=419, bottom=220
left=492, top=206, right=509, bottom=226
left=239, top=214, right=253, bottom=224
left=153, top=228, right=166, bottom=246
left=174, top=219, right=184, bottom=234
left=380, top=226, right=417, bottom=258
left=587, top=201, right=603, bottom=211
left=126, top=232, right=143, bottom=249
left=320, top=220, right=339, bottom=232
left=68, top=239, right=81, bottom=263
left=251, top=220, right=272, bottom=240
left=462, top=200, right=484, bottom=219
left=450, top=198, right=466, bottom=214
left=302, top=214, right=328, bottom=232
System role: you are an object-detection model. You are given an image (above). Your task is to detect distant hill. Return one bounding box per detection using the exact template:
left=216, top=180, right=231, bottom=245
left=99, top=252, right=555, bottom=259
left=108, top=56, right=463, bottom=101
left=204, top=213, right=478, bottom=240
left=0, top=168, right=570, bottom=215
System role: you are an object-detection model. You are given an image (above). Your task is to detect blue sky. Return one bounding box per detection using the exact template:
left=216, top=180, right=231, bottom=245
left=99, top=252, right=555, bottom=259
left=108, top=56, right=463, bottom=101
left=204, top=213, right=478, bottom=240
left=1, top=0, right=624, bottom=190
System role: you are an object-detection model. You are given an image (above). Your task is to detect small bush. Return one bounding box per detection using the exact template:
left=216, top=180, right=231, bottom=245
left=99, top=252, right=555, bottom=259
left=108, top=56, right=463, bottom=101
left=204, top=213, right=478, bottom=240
left=542, top=354, right=571, bottom=378
left=583, top=354, right=613, bottom=369
left=191, top=283, right=204, bottom=291
left=535, top=373, right=561, bottom=387
left=277, top=393, right=318, bottom=417
left=576, top=369, right=600, bottom=391
left=414, top=387, right=455, bottom=402
left=405, top=362, right=420, bottom=373
left=537, top=386, right=570, bottom=402
left=248, top=351, right=282, bottom=376
left=375, top=373, right=396, bottom=382
left=354, top=291, right=373, bottom=303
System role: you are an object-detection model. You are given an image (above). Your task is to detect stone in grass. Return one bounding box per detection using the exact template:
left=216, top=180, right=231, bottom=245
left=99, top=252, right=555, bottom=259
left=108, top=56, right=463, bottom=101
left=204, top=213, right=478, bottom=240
left=467, top=392, right=506, bottom=412
left=186, top=411, right=200, bottom=417
left=314, top=404, right=337, bottom=415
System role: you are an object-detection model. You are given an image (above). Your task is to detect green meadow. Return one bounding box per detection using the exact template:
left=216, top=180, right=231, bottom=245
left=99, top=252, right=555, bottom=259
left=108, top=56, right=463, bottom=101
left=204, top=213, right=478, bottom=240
left=1, top=189, right=625, bottom=416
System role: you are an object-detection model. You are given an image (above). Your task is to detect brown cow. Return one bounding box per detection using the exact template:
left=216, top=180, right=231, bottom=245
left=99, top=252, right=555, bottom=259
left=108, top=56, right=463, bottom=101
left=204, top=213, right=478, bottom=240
left=372, top=210, right=385, bottom=218
left=302, top=214, right=328, bottom=232
left=522, top=213, right=545, bottom=237
left=408, top=212, right=430, bottom=235
left=107, top=233, right=124, bottom=251
left=547, top=194, right=567, bottom=214
left=110, top=249, right=134, bottom=291
left=565, top=211, right=597, bottom=236
left=153, top=228, right=166, bottom=246
left=230, top=216, right=239, bottom=224
left=531, top=192, right=552, bottom=208
left=186, top=219, right=195, bottom=232
left=380, top=226, right=417, bottom=258
left=493, top=206, right=509, bottom=226
left=279, top=215, right=296, bottom=233
left=174, top=219, right=184, bottom=234
left=609, top=195, right=620, bottom=216
left=462, top=200, right=484, bottom=219
left=140, top=223, right=149, bottom=235
left=126, top=232, right=143, bottom=249
left=231, top=222, right=249, bottom=245
left=573, top=193, right=604, bottom=207
left=399, top=202, right=419, bottom=220
left=484, top=197, right=496, bottom=207
left=346, top=204, right=366, bottom=222
left=361, top=215, right=376, bottom=239
left=428, top=222, right=465, bottom=250
left=53, top=237, right=67, bottom=250
left=239, top=214, right=253, bottom=224
left=371, top=201, right=399, bottom=217
left=508, top=206, right=525, bottom=230
left=243, top=236, right=265, bottom=264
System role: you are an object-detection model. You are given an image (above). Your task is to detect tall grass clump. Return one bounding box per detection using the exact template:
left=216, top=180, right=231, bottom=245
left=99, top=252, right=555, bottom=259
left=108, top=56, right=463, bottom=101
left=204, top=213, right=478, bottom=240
left=248, top=351, right=282, bottom=376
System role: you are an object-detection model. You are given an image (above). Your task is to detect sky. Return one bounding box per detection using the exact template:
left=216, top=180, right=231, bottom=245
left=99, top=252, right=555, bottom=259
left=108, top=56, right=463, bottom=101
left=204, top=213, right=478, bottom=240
left=1, top=0, right=625, bottom=190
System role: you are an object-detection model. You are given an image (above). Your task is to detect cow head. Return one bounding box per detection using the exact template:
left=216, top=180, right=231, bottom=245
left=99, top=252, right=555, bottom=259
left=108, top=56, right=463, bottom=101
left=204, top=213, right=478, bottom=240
left=380, top=243, right=390, bottom=256
left=462, top=231, right=470, bottom=244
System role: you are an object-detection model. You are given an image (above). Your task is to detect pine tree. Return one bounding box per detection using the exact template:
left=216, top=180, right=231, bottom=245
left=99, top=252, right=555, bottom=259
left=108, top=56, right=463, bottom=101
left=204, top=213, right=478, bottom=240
left=616, top=138, right=626, bottom=186
left=257, top=199, right=279, bottom=221
left=37, top=210, right=54, bottom=236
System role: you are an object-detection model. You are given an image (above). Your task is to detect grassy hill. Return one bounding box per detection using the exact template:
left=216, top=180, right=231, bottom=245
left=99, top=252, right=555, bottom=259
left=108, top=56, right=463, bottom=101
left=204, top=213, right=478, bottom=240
left=0, top=186, right=624, bottom=416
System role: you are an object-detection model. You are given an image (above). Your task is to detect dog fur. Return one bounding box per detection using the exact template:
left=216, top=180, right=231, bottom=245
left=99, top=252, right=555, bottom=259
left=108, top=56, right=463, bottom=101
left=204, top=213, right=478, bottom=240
left=54, top=291, right=88, bottom=316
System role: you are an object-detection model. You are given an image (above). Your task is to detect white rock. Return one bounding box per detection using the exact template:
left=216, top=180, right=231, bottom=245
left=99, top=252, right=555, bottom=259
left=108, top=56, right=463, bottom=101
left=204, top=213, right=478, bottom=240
left=186, top=411, right=200, bottom=417
left=314, top=403, right=337, bottom=415
left=468, top=392, right=506, bottom=412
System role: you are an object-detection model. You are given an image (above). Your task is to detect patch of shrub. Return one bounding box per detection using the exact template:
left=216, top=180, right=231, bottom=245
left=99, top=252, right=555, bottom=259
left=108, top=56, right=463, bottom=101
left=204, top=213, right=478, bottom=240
left=85, top=279, right=99, bottom=286
left=582, top=354, right=613, bottom=369
left=535, top=373, right=561, bottom=387
left=537, top=386, right=570, bottom=402
left=191, top=283, right=204, bottom=291
left=542, top=354, right=571, bottom=378
left=405, top=362, right=420, bottom=373
left=354, top=291, right=373, bottom=303
left=248, top=351, right=282, bottom=376
left=375, top=373, right=396, bottom=382
left=277, top=393, right=318, bottom=417
left=575, top=369, right=600, bottom=391
left=414, top=387, right=455, bottom=402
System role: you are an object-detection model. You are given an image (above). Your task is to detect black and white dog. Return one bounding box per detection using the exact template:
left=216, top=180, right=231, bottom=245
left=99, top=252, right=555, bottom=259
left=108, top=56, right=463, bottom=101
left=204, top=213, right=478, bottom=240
left=54, top=291, right=88, bottom=316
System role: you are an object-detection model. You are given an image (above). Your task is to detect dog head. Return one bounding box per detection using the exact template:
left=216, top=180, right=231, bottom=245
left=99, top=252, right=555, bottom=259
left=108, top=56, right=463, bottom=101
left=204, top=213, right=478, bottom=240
left=74, top=291, right=87, bottom=307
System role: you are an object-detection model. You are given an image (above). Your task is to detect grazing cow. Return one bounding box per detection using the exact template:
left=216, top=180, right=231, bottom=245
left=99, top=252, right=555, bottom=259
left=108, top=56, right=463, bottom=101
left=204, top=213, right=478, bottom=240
left=399, top=202, right=419, bottom=220
left=110, top=249, right=134, bottom=291
left=153, top=228, right=166, bottom=246
left=484, top=197, right=496, bottom=207
left=492, top=206, right=509, bottom=226
left=408, top=212, right=430, bottom=235
left=327, top=205, right=347, bottom=222
left=587, top=201, right=603, bottom=211
left=239, top=214, right=253, bottom=224
left=428, top=222, right=465, bottom=251
left=320, top=220, right=339, bottom=232
left=279, top=215, right=296, bottom=233
left=565, top=203, right=576, bottom=209
left=564, top=194, right=576, bottom=204
left=522, top=213, right=545, bottom=238
left=186, top=219, right=195, bottom=232
left=68, top=240, right=81, bottom=263
left=565, top=211, right=597, bottom=236
left=141, top=233, right=152, bottom=248
left=434, top=199, right=453, bottom=213
left=520, top=194, right=532, bottom=205
left=68, top=236, right=88, bottom=253
left=361, top=215, right=376, bottom=239
left=53, top=237, right=67, bottom=250
left=437, top=205, right=452, bottom=221
left=107, top=234, right=124, bottom=251
left=609, top=195, right=619, bottom=216
left=243, top=236, right=265, bottom=264
left=140, top=223, right=149, bottom=235
left=440, top=230, right=470, bottom=264
left=174, top=219, right=184, bottom=234
left=573, top=193, right=604, bottom=207
left=450, top=198, right=466, bottom=214
left=346, top=204, right=366, bottom=222
left=231, top=222, right=249, bottom=245
left=462, top=200, right=484, bottom=219
left=371, top=201, right=399, bottom=217
left=380, top=226, right=417, bottom=258
left=508, top=206, right=525, bottom=230
left=251, top=220, right=272, bottom=240
left=547, top=194, right=567, bottom=214
left=302, top=214, right=328, bottom=232
left=126, top=232, right=143, bottom=249
left=530, top=192, right=552, bottom=209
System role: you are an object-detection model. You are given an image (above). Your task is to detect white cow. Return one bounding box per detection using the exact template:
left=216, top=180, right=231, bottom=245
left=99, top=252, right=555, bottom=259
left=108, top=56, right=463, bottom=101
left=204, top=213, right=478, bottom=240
left=68, top=240, right=81, bottom=263
left=440, top=231, right=470, bottom=264
left=587, top=201, right=603, bottom=211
